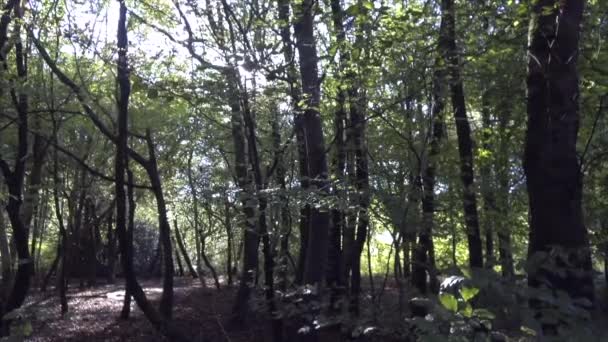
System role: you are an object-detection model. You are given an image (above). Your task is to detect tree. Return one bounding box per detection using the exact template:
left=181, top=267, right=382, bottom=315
left=293, top=0, right=331, bottom=288
left=524, top=0, right=594, bottom=308
left=0, top=1, right=32, bottom=328
left=441, top=0, right=483, bottom=268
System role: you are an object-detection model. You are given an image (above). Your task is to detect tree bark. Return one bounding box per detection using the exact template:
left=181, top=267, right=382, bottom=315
left=228, top=68, right=260, bottom=324
left=175, top=221, right=198, bottom=278
left=0, top=209, right=11, bottom=300
left=413, top=56, right=445, bottom=295
left=224, top=200, right=233, bottom=286
left=293, top=0, right=331, bottom=287
left=479, top=93, right=497, bottom=270
left=496, top=107, right=514, bottom=278
left=328, top=0, right=348, bottom=297
left=0, top=2, right=32, bottom=326
left=120, top=169, right=135, bottom=319
left=52, top=146, right=68, bottom=315
left=186, top=151, right=203, bottom=280
left=524, top=0, right=593, bottom=306
left=112, top=4, right=188, bottom=340
left=441, top=0, right=483, bottom=268
left=172, top=235, right=185, bottom=277
left=107, top=208, right=116, bottom=284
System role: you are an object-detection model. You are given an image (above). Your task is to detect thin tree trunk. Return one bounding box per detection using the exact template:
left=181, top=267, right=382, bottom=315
left=52, top=147, right=68, bottom=315
left=0, top=210, right=11, bottom=300
left=271, top=109, right=291, bottom=293
left=120, top=169, right=136, bottom=319
left=496, top=107, right=514, bottom=279
left=175, top=221, right=198, bottom=278
left=186, top=151, right=203, bottom=279
left=173, top=235, right=185, bottom=277
left=112, top=5, right=188, bottom=339
left=224, top=200, right=233, bottom=286
left=142, top=131, right=175, bottom=319
left=480, top=93, right=496, bottom=269
left=414, top=54, right=445, bottom=294
left=107, top=208, right=116, bottom=284
left=441, top=0, right=483, bottom=268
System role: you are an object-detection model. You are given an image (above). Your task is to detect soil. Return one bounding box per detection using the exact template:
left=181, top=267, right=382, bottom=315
left=22, top=277, right=265, bottom=342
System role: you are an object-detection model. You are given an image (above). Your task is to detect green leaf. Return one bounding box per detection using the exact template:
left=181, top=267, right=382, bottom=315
left=362, top=1, right=373, bottom=10
left=462, top=303, right=473, bottom=318
left=521, top=325, right=537, bottom=336
left=459, top=286, right=479, bottom=302
left=473, top=308, right=495, bottom=320
left=346, top=4, right=359, bottom=16
left=439, top=293, right=458, bottom=313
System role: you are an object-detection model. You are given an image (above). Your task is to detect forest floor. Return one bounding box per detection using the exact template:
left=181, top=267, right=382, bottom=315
left=23, top=277, right=266, bottom=342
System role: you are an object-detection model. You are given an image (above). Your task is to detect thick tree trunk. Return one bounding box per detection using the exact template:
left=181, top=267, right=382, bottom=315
left=441, top=0, right=483, bottom=268
left=328, top=0, right=347, bottom=297
left=0, top=3, right=32, bottom=327
left=228, top=68, right=260, bottom=325
left=348, top=79, right=369, bottom=315
left=524, top=0, right=593, bottom=307
left=293, top=0, right=331, bottom=287
left=277, top=0, right=310, bottom=288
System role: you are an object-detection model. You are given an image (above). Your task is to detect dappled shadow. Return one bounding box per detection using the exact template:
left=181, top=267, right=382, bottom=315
left=25, top=277, right=266, bottom=342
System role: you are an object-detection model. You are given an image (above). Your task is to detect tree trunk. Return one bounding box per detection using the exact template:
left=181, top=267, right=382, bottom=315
left=0, top=3, right=32, bottom=327
left=112, top=5, right=188, bottom=340
left=480, top=93, right=496, bottom=269
left=228, top=68, right=260, bottom=325
left=107, top=208, right=116, bottom=284
left=441, top=0, right=483, bottom=268
left=199, top=210, right=220, bottom=289
left=413, top=55, right=445, bottom=295
left=271, top=108, right=291, bottom=294
left=496, top=108, right=514, bottom=278
left=0, top=209, right=11, bottom=300
left=224, top=200, right=233, bottom=286
left=52, top=147, right=68, bottom=315
left=524, top=0, right=593, bottom=307
left=348, top=70, right=369, bottom=316
left=175, top=221, right=198, bottom=278
left=172, top=235, right=185, bottom=277
left=328, top=0, right=348, bottom=298
left=121, top=169, right=136, bottom=319
left=142, top=131, right=176, bottom=319
left=293, top=0, right=331, bottom=287
left=277, top=0, right=311, bottom=288
left=186, top=151, right=203, bottom=280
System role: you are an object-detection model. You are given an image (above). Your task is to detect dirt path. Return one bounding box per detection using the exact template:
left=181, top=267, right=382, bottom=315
left=23, top=278, right=264, bottom=342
